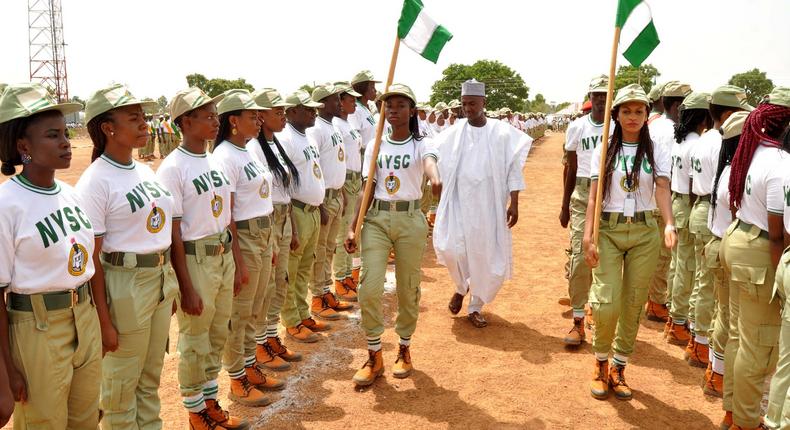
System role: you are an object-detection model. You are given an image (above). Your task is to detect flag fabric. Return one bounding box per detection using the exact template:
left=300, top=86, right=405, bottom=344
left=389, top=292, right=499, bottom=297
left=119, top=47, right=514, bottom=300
left=616, top=0, right=660, bottom=67
left=397, top=0, right=453, bottom=63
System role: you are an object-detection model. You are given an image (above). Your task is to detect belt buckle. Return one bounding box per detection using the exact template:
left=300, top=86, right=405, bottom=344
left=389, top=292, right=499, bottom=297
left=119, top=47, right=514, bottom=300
left=70, top=289, right=79, bottom=308
left=158, top=253, right=165, bottom=266
left=384, top=201, right=393, bottom=211
left=217, top=244, right=225, bottom=255
left=625, top=216, right=633, bottom=224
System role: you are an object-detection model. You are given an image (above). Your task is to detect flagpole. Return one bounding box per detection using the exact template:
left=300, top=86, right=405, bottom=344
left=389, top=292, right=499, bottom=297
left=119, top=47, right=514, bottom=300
left=591, top=26, right=621, bottom=247
left=353, top=34, right=401, bottom=238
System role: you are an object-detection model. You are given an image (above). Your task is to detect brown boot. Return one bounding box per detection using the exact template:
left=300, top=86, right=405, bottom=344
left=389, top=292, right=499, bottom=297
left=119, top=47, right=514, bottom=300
left=608, top=364, right=632, bottom=400
left=286, top=324, right=319, bottom=343
left=205, top=399, right=250, bottom=429
left=302, top=317, right=331, bottom=332
left=645, top=300, right=669, bottom=322
left=585, top=305, right=595, bottom=330
left=335, top=279, right=358, bottom=302
left=256, top=342, right=291, bottom=371
left=729, top=424, right=769, bottom=430
left=703, top=364, right=723, bottom=398
left=663, top=317, right=673, bottom=338
left=684, top=337, right=696, bottom=360
left=311, top=296, right=342, bottom=320
left=688, top=341, right=710, bottom=368
left=227, top=377, right=271, bottom=407
left=666, top=322, right=691, bottom=346
left=323, top=292, right=353, bottom=311
left=564, top=317, right=586, bottom=346
left=352, top=349, right=384, bottom=386
left=352, top=267, right=360, bottom=284
left=719, top=411, right=733, bottom=430
left=245, top=365, right=285, bottom=392
left=590, top=359, right=609, bottom=400
left=267, top=336, right=303, bottom=362
left=392, top=344, right=413, bottom=379
left=188, top=409, right=227, bottom=430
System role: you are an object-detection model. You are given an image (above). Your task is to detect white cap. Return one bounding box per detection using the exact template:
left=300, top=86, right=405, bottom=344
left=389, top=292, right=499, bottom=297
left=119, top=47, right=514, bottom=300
left=461, top=79, right=485, bottom=97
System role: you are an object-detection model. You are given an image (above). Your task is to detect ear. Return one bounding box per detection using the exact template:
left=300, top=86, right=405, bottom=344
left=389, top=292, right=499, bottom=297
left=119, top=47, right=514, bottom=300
left=100, top=120, right=115, bottom=139
left=16, top=136, right=30, bottom=158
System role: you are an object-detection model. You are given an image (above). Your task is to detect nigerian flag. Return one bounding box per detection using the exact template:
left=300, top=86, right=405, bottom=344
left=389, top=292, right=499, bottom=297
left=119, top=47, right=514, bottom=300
left=616, top=0, right=660, bottom=67
left=398, top=0, right=453, bottom=63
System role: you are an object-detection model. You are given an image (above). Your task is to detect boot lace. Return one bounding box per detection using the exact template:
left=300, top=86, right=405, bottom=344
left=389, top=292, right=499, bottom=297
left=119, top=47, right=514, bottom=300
left=270, top=336, right=287, bottom=355
left=612, top=365, right=629, bottom=388
left=396, top=345, right=411, bottom=364
left=196, top=409, right=219, bottom=429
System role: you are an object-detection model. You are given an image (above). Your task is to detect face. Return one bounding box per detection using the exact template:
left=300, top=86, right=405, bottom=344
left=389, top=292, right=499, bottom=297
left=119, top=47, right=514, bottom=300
left=230, top=110, right=261, bottom=140
left=363, top=82, right=377, bottom=101
left=428, top=111, right=436, bottom=122
left=183, top=103, right=220, bottom=141
left=287, top=105, right=317, bottom=129
left=616, top=101, right=648, bottom=135
left=418, top=110, right=427, bottom=120
left=260, top=107, right=287, bottom=133
left=340, top=94, right=356, bottom=116
left=590, top=92, right=607, bottom=115
left=384, top=95, right=415, bottom=129
left=321, top=94, right=341, bottom=117
left=462, top=95, right=486, bottom=122
left=104, top=104, right=148, bottom=149
left=17, top=111, right=72, bottom=171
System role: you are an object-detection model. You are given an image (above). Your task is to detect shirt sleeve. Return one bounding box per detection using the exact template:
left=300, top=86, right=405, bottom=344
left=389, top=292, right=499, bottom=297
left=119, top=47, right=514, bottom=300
left=0, top=208, right=15, bottom=288
left=361, top=144, right=373, bottom=181
left=75, top=172, right=108, bottom=237
left=563, top=120, right=580, bottom=151
left=157, top=164, right=183, bottom=219
left=590, top=144, right=602, bottom=180
left=215, top=151, right=238, bottom=194
left=767, top=158, right=787, bottom=216
left=420, top=138, right=438, bottom=161
left=654, top=139, right=672, bottom=179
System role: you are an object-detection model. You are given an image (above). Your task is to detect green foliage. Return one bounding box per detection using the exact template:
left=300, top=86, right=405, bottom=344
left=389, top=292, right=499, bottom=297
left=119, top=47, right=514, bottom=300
left=185, top=73, right=255, bottom=97
left=524, top=93, right=551, bottom=113
left=156, top=96, right=168, bottom=111
left=429, top=60, right=529, bottom=111
left=729, top=68, right=774, bottom=107
left=299, top=84, right=316, bottom=95
left=613, top=64, right=660, bottom=94
left=553, top=102, right=571, bottom=113
left=69, top=96, right=85, bottom=107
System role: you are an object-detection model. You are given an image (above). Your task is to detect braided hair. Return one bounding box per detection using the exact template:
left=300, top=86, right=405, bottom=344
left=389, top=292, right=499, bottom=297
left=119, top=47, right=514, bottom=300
left=256, top=131, right=300, bottom=191
left=674, top=108, right=712, bottom=143
left=214, top=110, right=242, bottom=150
left=710, top=134, right=740, bottom=217
left=87, top=111, right=114, bottom=162
left=728, top=103, right=790, bottom=210
left=600, top=107, right=657, bottom=204
left=0, top=116, right=30, bottom=175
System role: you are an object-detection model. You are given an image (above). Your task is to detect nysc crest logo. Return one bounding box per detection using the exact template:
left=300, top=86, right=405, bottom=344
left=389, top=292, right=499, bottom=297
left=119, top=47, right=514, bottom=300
left=312, top=162, right=322, bottom=179
left=68, top=237, right=88, bottom=277
left=338, top=146, right=345, bottom=162
left=619, top=176, right=637, bottom=193
left=385, top=172, right=401, bottom=195
left=146, top=202, right=165, bottom=234
left=259, top=179, right=270, bottom=199
left=211, top=193, right=224, bottom=218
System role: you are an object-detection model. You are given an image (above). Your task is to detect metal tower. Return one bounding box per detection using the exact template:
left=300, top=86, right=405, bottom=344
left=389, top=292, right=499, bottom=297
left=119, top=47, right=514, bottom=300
left=28, top=0, right=69, bottom=102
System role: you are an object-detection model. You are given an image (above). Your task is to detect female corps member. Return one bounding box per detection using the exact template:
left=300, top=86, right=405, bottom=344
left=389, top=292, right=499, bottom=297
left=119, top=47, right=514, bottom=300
left=157, top=88, right=246, bottom=430
left=77, top=84, right=175, bottom=430
left=583, top=84, right=677, bottom=401
left=247, top=88, right=303, bottom=371
left=344, top=84, right=441, bottom=386
left=0, top=83, right=98, bottom=428
left=213, top=90, right=284, bottom=408
left=720, top=89, right=790, bottom=430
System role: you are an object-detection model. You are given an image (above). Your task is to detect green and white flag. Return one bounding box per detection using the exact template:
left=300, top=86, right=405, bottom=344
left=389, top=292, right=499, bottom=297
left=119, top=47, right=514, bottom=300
left=398, top=0, right=453, bottom=64
left=616, top=0, right=660, bottom=67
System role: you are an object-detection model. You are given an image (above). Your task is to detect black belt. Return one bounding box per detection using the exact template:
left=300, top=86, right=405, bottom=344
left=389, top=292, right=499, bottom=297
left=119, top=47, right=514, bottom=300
left=9, top=283, right=90, bottom=312
left=325, top=188, right=341, bottom=199
left=236, top=214, right=271, bottom=230
left=372, top=199, right=420, bottom=212
left=292, top=200, right=319, bottom=212
left=183, top=235, right=232, bottom=256
left=346, top=171, right=362, bottom=181
left=601, top=211, right=647, bottom=224
left=695, top=195, right=711, bottom=203
left=575, top=177, right=591, bottom=186
left=736, top=220, right=768, bottom=240
left=103, top=249, right=170, bottom=268
left=672, top=191, right=690, bottom=200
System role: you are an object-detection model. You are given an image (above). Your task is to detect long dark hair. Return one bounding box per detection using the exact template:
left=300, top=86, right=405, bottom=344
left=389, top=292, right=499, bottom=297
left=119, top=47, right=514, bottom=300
left=87, top=111, right=114, bottom=162
left=256, top=131, right=300, bottom=191
left=674, top=108, right=712, bottom=143
left=214, top=110, right=242, bottom=150
left=710, top=134, right=740, bottom=217
left=600, top=107, right=657, bottom=204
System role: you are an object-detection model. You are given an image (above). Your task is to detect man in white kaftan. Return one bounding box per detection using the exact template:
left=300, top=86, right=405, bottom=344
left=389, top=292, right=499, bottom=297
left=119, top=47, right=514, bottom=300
left=433, top=79, right=531, bottom=328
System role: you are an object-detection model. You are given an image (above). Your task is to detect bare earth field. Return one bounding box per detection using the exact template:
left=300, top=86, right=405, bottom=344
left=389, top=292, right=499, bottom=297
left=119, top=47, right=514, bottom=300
left=3, top=132, right=722, bottom=429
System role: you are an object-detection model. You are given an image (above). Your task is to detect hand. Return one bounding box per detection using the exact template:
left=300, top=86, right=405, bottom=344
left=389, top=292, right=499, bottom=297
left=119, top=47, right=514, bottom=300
left=664, top=225, right=678, bottom=249
left=0, top=381, right=13, bottom=427
left=272, top=252, right=278, bottom=267
left=290, top=233, right=300, bottom=251
left=8, top=366, right=26, bottom=403
left=559, top=207, right=570, bottom=228
left=584, top=239, right=599, bottom=268
left=319, top=206, right=329, bottom=226
left=180, top=287, right=204, bottom=316
left=233, top=262, right=249, bottom=296
left=507, top=204, right=519, bottom=228
left=100, top=321, right=119, bottom=356
left=344, top=231, right=358, bottom=254
left=431, top=180, right=443, bottom=197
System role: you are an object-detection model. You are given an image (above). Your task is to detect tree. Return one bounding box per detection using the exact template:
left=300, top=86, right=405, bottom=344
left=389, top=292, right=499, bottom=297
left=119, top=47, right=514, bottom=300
left=185, top=73, right=255, bottom=97
left=729, top=68, right=774, bottom=107
left=299, top=84, right=316, bottom=95
left=524, top=93, right=551, bottom=113
left=69, top=95, right=85, bottom=107
left=613, top=64, right=660, bottom=94
left=156, top=96, right=168, bottom=111
left=429, top=60, right=529, bottom=111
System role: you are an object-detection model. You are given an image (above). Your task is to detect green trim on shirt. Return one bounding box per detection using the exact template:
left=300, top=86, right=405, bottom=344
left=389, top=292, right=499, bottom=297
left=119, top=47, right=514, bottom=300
left=11, top=174, right=61, bottom=195
left=386, top=135, right=413, bottom=146
left=177, top=146, right=207, bottom=158
left=100, top=154, right=135, bottom=170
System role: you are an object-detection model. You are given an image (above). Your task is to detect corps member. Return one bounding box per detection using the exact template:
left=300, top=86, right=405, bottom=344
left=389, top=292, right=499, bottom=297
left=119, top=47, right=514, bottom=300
left=350, top=70, right=380, bottom=151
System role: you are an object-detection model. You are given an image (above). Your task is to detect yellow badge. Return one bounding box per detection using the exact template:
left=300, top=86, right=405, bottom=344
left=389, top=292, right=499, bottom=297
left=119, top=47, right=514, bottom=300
left=259, top=179, right=270, bottom=199
left=146, top=203, right=165, bottom=234
left=619, top=176, right=637, bottom=193
left=385, top=172, right=401, bottom=195
left=67, top=238, right=88, bottom=277
left=312, top=162, right=322, bottom=179
left=211, top=193, right=223, bottom=218
left=338, top=146, right=345, bottom=162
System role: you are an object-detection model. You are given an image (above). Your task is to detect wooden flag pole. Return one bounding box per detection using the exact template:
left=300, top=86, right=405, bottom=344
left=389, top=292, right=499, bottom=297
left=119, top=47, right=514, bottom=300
left=591, top=26, right=621, bottom=247
left=353, top=34, right=401, bottom=238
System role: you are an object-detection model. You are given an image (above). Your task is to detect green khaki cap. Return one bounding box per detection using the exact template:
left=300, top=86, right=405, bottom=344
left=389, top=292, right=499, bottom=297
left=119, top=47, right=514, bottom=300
left=767, top=87, right=790, bottom=108
left=0, top=83, right=82, bottom=124
left=350, top=70, right=381, bottom=85
left=416, top=103, right=432, bottom=112
left=662, top=81, right=693, bottom=98
left=0, top=83, right=7, bottom=96
left=448, top=99, right=462, bottom=109
left=721, top=110, right=749, bottom=140
left=681, top=92, right=710, bottom=110
left=710, top=85, right=753, bottom=111
left=378, top=83, right=417, bottom=104
left=500, top=107, right=512, bottom=114
left=216, top=89, right=268, bottom=115
left=612, top=83, right=650, bottom=109
left=588, top=75, right=609, bottom=93
left=285, top=90, right=324, bottom=109
left=434, top=101, right=448, bottom=111
left=648, top=82, right=666, bottom=102
left=170, top=87, right=225, bottom=120
left=333, top=81, right=362, bottom=98
left=311, top=83, right=342, bottom=103
left=84, top=84, right=157, bottom=124
left=252, top=88, right=294, bottom=109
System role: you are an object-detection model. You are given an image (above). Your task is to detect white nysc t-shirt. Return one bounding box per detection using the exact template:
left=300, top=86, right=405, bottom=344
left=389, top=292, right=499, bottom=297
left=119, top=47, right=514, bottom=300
left=276, top=123, right=325, bottom=206
left=363, top=135, right=438, bottom=202
left=213, top=141, right=274, bottom=222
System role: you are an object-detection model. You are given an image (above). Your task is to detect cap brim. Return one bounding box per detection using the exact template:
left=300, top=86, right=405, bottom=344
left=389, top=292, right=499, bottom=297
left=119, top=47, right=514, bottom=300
left=49, top=102, right=83, bottom=116
left=342, top=90, right=362, bottom=97
left=302, top=101, right=324, bottom=108
left=378, top=91, right=415, bottom=104
left=589, top=88, right=608, bottom=94
left=272, top=101, right=296, bottom=108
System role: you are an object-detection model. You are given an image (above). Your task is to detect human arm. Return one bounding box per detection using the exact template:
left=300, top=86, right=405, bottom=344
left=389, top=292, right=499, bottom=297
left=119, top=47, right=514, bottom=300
left=656, top=177, right=678, bottom=249
left=344, top=180, right=375, bottom=254
left=768, top=214, right=784, bottom=268
left=170, top=220, right=203, bottom=315
left=582, top=180, right=599, bottom=268
left=289, top=205, right=300, bottom=251
left=90, top=237, right=118, bottom=356
left=229, top=201, right=248, bottom=296
left=423, top=156, right=442, bottom=196
left=560, top=151, right=577, bottom=228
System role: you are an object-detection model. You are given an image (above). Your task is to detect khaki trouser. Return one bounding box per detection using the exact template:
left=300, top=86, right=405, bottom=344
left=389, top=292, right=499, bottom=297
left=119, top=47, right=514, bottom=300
left=359, top=201, right=428, bottom=339
left=721, top=220, right=780, bottom=427
left=648, top=210, right=671, bottom=304
left=709, top=237, right=730, bottom=358
left=281, top=204, right=320, bottom=327
left=689, top=199, right=715, bottom=334
left=223, top=217, right=273, bottom=376
left=590, top=213, right=660, bottom=357
left=161, top=134, right=175, bottom=158
left=766, top=248, right=790, bottom=429
left=670, top=194, right=695, bottom=322
left=334, top=175, right=362, bottom=280
left=312, top=191, right=343, bottom=294
left=568, top=180, right=591, bottom=312
left=261, top=204, right=292, bottom=333
left=9, top=291, right=102, bottom=429
left=177, top=231, right=235, bottom=397
left=101, top=259, right=178, bottom=429
left=139, top=135, right=155, bottom=158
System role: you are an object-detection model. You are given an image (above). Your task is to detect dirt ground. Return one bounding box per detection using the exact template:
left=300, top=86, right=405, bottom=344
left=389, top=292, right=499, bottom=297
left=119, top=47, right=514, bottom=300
left=3, top=132, right=724, bottom=429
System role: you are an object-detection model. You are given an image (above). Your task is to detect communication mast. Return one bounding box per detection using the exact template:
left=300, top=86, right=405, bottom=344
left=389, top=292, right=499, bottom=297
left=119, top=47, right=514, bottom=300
left=28, top=0, right=69, bottom=102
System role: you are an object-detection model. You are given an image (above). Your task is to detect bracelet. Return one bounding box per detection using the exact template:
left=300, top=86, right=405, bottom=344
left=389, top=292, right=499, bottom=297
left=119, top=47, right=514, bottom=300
left=665, top=224, right=677, bottom=232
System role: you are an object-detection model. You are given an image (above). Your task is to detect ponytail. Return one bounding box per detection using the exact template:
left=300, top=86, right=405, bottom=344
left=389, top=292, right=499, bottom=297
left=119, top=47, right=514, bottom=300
left=87, top=111, right=113, bottom=162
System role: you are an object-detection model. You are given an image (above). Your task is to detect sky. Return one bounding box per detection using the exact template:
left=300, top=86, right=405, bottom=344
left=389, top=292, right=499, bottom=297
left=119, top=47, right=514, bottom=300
left=1, top=0, right=788, bottom=106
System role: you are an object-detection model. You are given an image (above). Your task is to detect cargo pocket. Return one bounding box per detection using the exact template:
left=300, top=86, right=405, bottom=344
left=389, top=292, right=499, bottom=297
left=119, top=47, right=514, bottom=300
left=177, top=332, right=210, bottom=386
left=758, top=324, right=780, bottom=348
left=108, top=276, right=140, bottom=333
left=705, top=240, right=721, bottom=270
left=730, top=263, right=767, bottom=299
left=589, top=282, right=613, bottom=305
left=100, top=354, right=140, bottom=413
